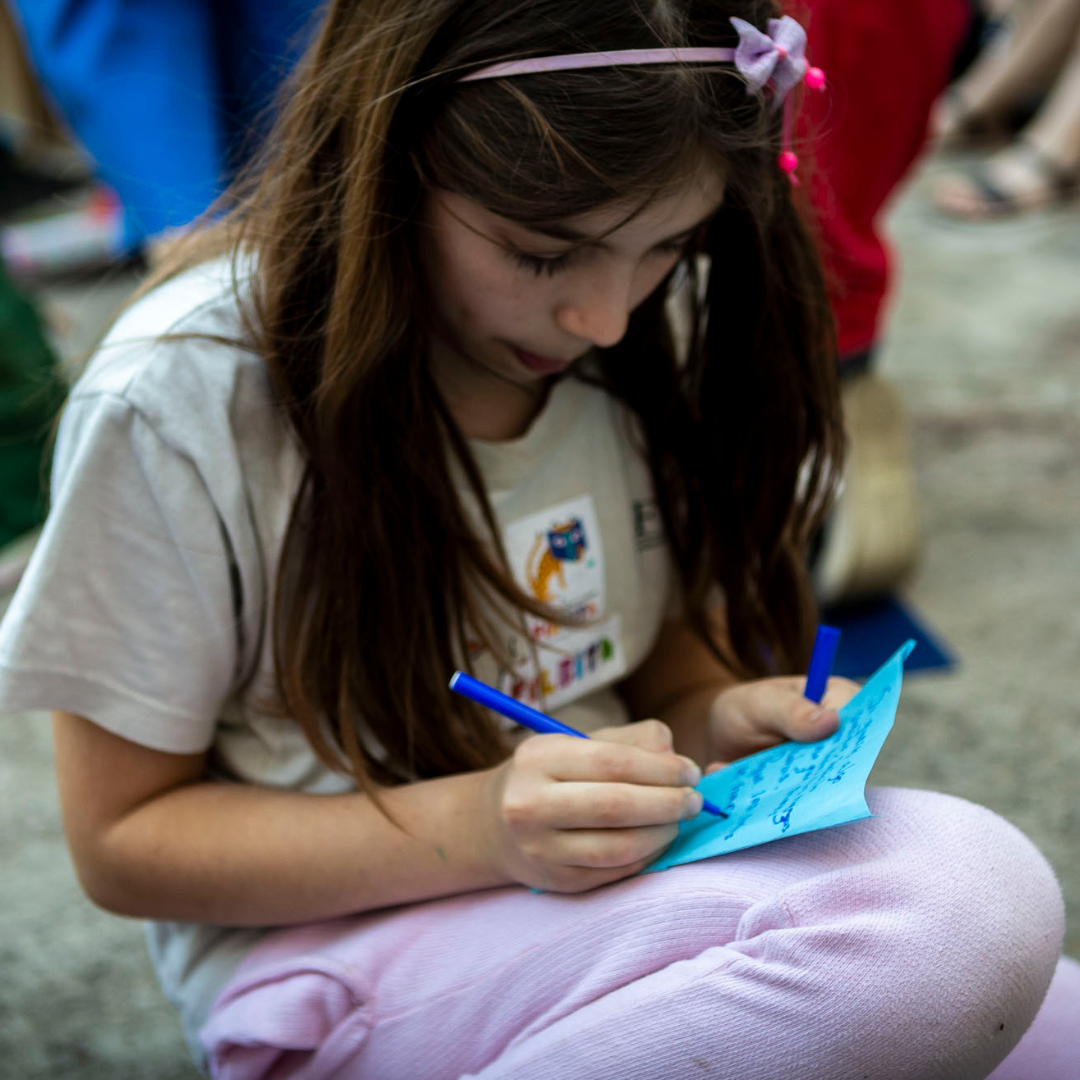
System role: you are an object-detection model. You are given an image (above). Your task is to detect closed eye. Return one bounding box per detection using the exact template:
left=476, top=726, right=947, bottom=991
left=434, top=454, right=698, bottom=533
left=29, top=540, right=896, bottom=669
left=508, top=236, right=695, bottom=279
left=509, top=248, right=579, bottom=277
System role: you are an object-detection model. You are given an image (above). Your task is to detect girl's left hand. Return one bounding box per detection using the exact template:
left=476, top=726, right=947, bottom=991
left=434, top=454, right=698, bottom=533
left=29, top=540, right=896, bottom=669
left=703, top=676, right=860, bottom=773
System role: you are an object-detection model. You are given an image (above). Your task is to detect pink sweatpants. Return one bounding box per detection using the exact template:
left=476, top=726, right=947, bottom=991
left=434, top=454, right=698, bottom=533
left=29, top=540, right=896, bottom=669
left=200, top=788, right=1077, bottom=1079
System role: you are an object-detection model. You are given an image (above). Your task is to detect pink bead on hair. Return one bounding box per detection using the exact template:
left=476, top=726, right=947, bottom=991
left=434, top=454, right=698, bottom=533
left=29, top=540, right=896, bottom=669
left=804, top=67, right=826, bottom=91
left=778, top=151, right=800, bottom=186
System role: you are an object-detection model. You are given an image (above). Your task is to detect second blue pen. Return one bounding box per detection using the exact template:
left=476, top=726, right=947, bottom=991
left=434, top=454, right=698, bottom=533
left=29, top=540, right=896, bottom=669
left=449, top=671, right=726, bottom=817
left=803, top=624, right=841, bottom=705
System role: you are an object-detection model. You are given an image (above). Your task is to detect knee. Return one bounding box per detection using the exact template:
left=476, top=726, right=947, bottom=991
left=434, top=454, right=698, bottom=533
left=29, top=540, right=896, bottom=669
left=877, top=788, right=1064, bottom=949
left=854, top=789, right=1063, bottom=1072
left=744, top=789, right=1065, bottom=1077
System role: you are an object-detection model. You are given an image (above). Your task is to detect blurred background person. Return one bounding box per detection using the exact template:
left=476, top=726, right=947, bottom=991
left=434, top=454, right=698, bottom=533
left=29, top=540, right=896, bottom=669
left=1, top=0, right=316, bottom=273
left=933, top=0, right=1080, bottom=216
left=795, top=0, right=972, bottom=606
left=0, top=0, right=316, bottom=584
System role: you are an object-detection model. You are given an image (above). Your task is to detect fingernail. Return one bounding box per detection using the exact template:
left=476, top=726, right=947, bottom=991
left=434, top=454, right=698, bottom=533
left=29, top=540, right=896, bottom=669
left=684, top=791, right=704, bottom=818
left=680, top=760, right=702, bottom=786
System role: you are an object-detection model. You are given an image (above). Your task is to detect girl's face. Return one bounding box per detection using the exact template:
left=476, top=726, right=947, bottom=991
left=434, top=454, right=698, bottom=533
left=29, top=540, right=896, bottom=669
left=416, top=171, right=724, bottom=439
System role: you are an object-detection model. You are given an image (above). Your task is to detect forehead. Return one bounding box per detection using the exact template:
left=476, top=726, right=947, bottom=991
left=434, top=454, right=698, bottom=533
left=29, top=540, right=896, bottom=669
left=427, top=165, right=725, bottom=248
left=535, top=169, right=725, bottom=244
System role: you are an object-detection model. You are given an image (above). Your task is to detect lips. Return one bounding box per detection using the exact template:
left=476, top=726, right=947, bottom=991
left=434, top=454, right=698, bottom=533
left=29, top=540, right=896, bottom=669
left=511, top=346, right=578, bottom=375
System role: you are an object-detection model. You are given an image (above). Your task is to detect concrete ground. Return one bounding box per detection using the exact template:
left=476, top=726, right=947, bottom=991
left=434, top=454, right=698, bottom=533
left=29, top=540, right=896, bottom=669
left=1, top=152, right=1078, bottom=1078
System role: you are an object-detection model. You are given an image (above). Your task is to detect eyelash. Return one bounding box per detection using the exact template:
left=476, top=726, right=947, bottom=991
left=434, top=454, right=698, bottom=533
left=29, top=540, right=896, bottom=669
left=509, top=239, right=692, bottom=278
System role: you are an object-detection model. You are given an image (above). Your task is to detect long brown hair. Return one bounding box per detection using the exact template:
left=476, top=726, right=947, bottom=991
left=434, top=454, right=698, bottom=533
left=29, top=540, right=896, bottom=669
left=147, top=0, right=842, bottom=789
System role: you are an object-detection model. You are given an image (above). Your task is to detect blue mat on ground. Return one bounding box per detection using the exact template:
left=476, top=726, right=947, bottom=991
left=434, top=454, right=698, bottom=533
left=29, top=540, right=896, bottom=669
left=821, top=596, right=956, bottom=681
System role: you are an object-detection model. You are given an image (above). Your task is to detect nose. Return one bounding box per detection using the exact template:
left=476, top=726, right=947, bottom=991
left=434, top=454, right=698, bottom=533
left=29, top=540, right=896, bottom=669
left=554, top=274, right=633, bottom=348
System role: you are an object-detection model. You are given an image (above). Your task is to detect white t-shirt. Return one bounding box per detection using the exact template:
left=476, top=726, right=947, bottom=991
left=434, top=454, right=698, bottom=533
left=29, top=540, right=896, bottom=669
left=0, top=257, right=675, bottom=1065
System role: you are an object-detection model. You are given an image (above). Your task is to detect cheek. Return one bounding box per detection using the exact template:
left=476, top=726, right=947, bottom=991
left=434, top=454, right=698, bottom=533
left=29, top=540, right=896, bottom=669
left=633, top=254, right=682, bottom=307
left=446, top=248, right=534, bottom=329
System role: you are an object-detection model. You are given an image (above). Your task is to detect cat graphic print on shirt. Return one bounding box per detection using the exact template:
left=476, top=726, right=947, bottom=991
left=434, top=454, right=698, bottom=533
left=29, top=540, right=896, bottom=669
left=501, top=494, right=626, bottom=710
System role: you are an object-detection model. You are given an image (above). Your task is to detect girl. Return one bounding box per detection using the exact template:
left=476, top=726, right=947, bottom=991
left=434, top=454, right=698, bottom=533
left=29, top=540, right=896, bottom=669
left=0, top=1, right=1076, bottom=1076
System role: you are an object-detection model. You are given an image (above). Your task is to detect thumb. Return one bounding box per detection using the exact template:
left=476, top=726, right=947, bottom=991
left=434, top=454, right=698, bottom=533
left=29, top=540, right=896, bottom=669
left=780, top=693, right=841, bottom=744
left=787, top=676, right=859, bottom=742
left=719, top=679, right=839, bottom=748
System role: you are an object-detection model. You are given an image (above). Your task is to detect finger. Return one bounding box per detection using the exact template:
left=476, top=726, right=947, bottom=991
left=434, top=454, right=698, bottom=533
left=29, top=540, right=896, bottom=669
left=554, top=823, right=680, bottom=870
left=534, top=781, right=703, bottom=829
left=519, top=733, right=700, bottom=788
left=539, top=853, right=661, bottom=894
left=592, top=718, right=674, bottom=754
left=704, top=761, right=730, bottom=775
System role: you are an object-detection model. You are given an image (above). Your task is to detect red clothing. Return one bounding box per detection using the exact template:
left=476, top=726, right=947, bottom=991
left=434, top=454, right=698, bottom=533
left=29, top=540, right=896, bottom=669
left=790, top=0, right=971, bottom=357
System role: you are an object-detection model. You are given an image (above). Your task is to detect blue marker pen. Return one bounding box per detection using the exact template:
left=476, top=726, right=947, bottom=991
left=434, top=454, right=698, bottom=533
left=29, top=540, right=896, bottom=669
left=804, top=624, right=841, bottom=704
left=449, top=671, right=726, bottom=817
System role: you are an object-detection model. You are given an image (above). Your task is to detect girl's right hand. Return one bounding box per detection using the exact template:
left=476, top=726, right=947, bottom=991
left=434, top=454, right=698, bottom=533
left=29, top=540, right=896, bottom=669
left=482, top=719, right=703, bottom=893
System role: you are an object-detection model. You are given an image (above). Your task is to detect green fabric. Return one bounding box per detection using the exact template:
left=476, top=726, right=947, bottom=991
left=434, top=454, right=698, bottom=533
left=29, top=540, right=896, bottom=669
left=0, top=262, right=67, bottom=548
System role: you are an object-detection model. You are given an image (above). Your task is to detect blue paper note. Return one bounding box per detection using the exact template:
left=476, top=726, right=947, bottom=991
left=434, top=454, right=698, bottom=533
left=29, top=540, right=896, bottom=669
left=644, top=639, right=916, bottom=873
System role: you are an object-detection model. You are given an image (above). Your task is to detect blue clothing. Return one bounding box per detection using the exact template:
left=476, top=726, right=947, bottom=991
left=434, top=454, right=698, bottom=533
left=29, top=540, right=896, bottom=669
left=6, top=0, right=317, bottom=250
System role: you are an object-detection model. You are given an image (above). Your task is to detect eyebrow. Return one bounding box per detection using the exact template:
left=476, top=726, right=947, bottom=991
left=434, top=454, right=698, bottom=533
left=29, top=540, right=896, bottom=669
left=525, top=208, right=717, bottom=250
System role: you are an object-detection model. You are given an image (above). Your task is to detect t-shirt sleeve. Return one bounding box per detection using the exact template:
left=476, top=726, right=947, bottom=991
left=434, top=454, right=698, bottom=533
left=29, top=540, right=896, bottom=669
left=0, top=392, right=241, bottom=753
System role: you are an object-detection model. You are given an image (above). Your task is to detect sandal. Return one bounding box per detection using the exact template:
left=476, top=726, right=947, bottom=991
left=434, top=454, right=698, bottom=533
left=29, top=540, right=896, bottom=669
left=931, top=141, right=1080, bottom=219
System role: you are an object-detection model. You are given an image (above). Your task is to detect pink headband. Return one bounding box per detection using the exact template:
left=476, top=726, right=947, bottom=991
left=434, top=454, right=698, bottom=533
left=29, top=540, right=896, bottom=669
left=459, top=47, right=738, bottom=83
left=458, top=16, right=826, bottom=183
